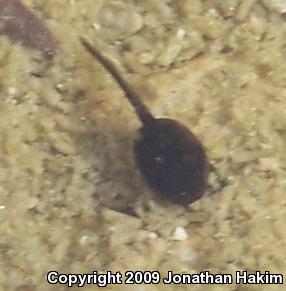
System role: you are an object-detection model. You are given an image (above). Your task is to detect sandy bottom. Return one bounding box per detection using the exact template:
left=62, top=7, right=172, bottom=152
left=0, top=0, right=285, bottom=290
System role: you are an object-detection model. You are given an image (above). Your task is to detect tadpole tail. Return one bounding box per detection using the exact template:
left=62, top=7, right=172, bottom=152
left=80, top=37, right=155, bottom=126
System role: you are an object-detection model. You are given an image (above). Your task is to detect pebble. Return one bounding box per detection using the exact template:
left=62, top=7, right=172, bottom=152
left=149, top=232, right=158, bottom=239
left=98, top=2, right=143, bottom=34
left=172, top=226, right=188, bottom=241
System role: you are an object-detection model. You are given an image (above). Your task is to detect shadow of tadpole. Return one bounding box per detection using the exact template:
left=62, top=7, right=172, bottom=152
left=0, top=0, right=55, bottom=58
left=76, top=108, right=146, bottom=215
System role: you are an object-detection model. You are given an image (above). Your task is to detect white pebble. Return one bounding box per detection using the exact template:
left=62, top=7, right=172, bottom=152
left=80, top=235, right=88, bottom=245
left=172, top=226, right=188, bottom=241
left=8, top=87, right=17, bottom=95
left=149, top=232, right=158, bottom=239
left=177, top=28, right=186, bottom=40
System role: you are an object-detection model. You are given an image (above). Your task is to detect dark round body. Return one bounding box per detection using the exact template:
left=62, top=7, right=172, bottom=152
left=134, top=118, right=209, bottom=205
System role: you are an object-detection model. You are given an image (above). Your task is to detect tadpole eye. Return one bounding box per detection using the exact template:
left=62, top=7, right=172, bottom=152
left=154, top=156, right=165, bottom=164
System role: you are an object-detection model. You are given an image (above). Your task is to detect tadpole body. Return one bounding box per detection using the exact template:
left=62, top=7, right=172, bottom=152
left=80, top=37, right=209, bottom=205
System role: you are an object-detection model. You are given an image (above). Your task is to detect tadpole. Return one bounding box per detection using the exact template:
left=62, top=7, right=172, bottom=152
left=80, top=37, right=209, bottom=205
